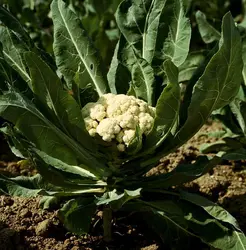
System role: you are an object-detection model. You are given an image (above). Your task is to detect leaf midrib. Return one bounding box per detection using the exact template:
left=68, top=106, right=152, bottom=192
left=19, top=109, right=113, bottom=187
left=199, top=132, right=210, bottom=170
left=57, top=1, right=103, bottom=96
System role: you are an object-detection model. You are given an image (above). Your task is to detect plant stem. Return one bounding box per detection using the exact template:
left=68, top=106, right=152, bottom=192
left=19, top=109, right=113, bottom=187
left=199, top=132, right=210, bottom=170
left=103, top=205, right=113, bottom=242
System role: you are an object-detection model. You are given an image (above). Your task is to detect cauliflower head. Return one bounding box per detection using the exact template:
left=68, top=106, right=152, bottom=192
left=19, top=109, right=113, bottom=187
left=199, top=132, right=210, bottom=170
left=82, top=94, right=155, bottom=151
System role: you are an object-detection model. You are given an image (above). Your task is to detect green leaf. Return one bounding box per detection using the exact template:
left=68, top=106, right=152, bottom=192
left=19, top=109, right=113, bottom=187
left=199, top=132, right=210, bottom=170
left=0, top=90, right=109, bottom=178
left=51, top=0, right=109, bottom=95
left=115, top=0, right=191, bottom=67
left=32, top=152, right=106, bottom=191
left=180, top=191, right=241, bottom=231
left=0, top=45, right=16, bottom=91
left=96, top=188, right=141, bottom=210
left=162, top=0, right=191, bottom=66
left=142, top=200, right=192, bottom=246
left=0, top=6, right=32, bottom=46
left=242, top=38, right=246, bottom=84
left=179, top=200, right=246, bottom=250
left=174, top=12, right=243, bottom=145
left=142, top=155, right=221, bottom=189
left=179, top=45, right=219, bottom=129
left=232, top=232, right=246, bottom=250
left=0, top=174, right=50, bottom=197
left=222, top=148, right=246, bottom=160
left=229, top=99, right=246, bottom=135
left=39, top=196, right=60, bottom=210
left=131, top=57, right=155, bottom=105
left=58, top=197, right=96, bottom=235
left=0, top=125, right=29, bottom=158
left=0, top=27, right=31, bottom=86
left=195, top=11, right=221, bottom=44
left=178, top=52, right=206, bottom=83
left=107, top=35, right=131, bottom=94
left=0, top=172, right=104, bottom=199
left=123, top=198, right=246, bottom=249
left=115, top=0, right=172, bottom=64
left=33, top=148, right=98, bottom=180
left=200, top=141, right=230, bottom=154
left=144, top=60, right=180, bottom=151
left=24, top=52, right=96, bottom=152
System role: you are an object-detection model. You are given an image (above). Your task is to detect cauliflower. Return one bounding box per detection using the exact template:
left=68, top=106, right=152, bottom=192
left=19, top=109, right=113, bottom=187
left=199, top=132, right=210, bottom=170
left=96, top=118, right=121, bottom=142
left=81, top=94, right=155, bottom=151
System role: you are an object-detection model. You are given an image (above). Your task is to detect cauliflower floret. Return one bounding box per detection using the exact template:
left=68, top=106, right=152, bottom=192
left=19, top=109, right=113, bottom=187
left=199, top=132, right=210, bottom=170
left=123, top=129, right=135, bottom=145
left=117, top=143, right=125, bottom=152
left=84, top=117, right=98, bottom=130
left=128, top=105, right=140, bottom=115
left=89, top=104, right=106, bottom=121
left=139, top=113, right=154, bottom=134
left=82, top=103, right=106, bottom=121
left=88, top=128, right=97, bottom=137
left=117, top=113, right=137, bottom=129
left=116, top=130, right=124, bottom=143
left=96, top=118, right=121, bottom=142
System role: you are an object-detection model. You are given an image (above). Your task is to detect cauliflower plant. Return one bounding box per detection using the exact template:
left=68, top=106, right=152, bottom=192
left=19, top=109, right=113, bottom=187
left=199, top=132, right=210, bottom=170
left=82, top=94, right=156, bottom=152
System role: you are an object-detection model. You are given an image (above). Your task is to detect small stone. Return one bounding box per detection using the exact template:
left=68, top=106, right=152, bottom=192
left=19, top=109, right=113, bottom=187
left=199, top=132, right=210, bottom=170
left=35, top=219, right=51, bottom=236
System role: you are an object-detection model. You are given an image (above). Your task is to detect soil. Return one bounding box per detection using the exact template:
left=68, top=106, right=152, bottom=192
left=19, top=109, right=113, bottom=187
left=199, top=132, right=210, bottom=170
left=0, top=121, right=245, bottom=250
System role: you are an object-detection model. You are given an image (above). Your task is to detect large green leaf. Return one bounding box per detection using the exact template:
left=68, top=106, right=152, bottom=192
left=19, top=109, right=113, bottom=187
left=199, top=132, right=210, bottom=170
left=107, top=36, right=133, bottom=95
left=179, top=200, right=246, bottom=250
left=195, top=11, right=221, bottom=44
left=115, top=0, right=171, bottom=64
left=142, top=155, right=221, bottom=189
left=242, top=38, right=246, bottom=83
left=58, top=197, right=96, bottom=235
left=144, top=60, right=180, bottom=151
left=131, top=57, right=155, bottom=104
left=174, top=12, right=243, bottom=145
left=0, top=6, right=32, bottom=46
left=162, top=0, right=191, bottom=66
left=0, top=27, right=31, bottom=85
left=178, top=52, right=206, bottom=83
left=222, top=148, right=246, bottom=161
left=51, top=0, right=109, bottom=95
left=0, top=125, right=29, bottom=158
left=122, top=197, right=245, bottom=249
left=0, top=173, right=104, bottom=202
left=180, top=191, right=241, bottom=231
left=96, top=188, right=141, bottom=210
left=115, top=0, right=191, bottom=67
left=142, top=200, right=192, bottom=246
left=0, top=90, right=109, bottom=178
left=0, top=45, right=16, bottom=91
left=24, top=52, right=96, bottom=152
left=228, top=89, right=246, bottom=135
left=0, top=174, right=49, bottom=197
left=123, top=155, right=221, bottom=188
left=33, top=149, right=98, bottom=180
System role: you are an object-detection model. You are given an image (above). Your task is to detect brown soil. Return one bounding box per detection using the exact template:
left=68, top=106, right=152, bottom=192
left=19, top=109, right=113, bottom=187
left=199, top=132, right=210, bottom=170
left=0, top=121, right=245, bottom=250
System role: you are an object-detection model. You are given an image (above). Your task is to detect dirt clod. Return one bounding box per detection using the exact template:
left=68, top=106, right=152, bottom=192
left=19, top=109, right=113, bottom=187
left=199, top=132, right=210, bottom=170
left=35, top=219, right=52, bottom=237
